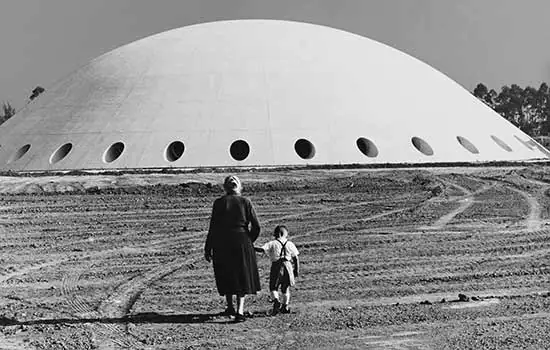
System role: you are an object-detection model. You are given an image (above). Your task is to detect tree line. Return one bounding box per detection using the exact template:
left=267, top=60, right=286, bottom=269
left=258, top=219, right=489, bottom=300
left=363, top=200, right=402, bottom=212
left=473, top=82, right=550, bottom=137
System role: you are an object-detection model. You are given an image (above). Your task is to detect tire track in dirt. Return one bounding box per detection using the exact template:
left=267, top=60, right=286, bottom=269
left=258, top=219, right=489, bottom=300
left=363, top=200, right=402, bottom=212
left=361, top=332, right=431, bottom=350
left=60, top=273, right=143, bottom=349
left=0, top=258, right=72, bottom=285
left=97, top=256, right=198, bottom=317
left=0, top=335, right=30, bottom=350
left=252, top=199, right=416, bottom=237
left=0, top=231, right=202, bottom=286
left=427, top=181, right=494, bottom=230
left=518, top=177, right=550, bottom=230
left=56, top=233, right=205, bottom=349
left=91, top=255, right=200, bottom=349
left=58, top=229, right=203, bottom=348
left=61, top=272, right=94, bottom=316
left=504, top=185, right=543, bottom=231
left=301, top=207, right=414, bottom=236
left=0, top=254, right=146, bottom=349
left=0, top=247, right=144, bottom=287
left=473, top=174, right=549, bottom=231
left=272, top=200, right=389, bottom=222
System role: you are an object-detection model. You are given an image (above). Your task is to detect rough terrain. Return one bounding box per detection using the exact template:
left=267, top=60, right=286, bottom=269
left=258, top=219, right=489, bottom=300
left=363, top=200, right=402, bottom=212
left=0, top=166, right=549, bottom=349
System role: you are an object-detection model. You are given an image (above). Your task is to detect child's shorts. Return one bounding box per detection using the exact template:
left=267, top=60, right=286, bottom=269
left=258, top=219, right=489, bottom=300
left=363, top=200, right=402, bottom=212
left=269, top=260, right=292, bottom=292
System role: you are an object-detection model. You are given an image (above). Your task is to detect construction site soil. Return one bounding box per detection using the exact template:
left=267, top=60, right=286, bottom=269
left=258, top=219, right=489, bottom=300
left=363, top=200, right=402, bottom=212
left=0, top=166, right=549, bottom=349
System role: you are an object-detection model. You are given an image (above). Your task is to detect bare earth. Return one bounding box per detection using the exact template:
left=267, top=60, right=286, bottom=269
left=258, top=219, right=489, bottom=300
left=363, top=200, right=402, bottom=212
left=0, top=166, right=549, bottom=349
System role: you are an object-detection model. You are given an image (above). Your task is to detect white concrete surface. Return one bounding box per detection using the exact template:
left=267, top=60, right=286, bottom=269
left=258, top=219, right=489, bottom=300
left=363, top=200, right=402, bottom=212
left=0, top=20, right=546, bottom=171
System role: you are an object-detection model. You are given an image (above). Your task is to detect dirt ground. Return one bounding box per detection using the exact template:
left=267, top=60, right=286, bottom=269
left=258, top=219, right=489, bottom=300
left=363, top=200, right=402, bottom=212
left=0, top=166, right=549, bottom=349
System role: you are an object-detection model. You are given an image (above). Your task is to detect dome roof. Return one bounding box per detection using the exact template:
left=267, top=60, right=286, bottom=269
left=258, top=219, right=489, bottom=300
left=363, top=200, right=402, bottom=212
left=0, top=19, right=547, bottom=171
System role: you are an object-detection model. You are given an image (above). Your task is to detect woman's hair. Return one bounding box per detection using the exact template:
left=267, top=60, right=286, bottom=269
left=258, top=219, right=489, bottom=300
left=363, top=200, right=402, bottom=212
left=273, top=225, right=288, bottom=238
left=223, top=175, right=242, bottom=194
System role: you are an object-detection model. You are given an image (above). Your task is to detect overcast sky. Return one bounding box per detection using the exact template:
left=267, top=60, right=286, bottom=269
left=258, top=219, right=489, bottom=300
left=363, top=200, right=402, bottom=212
left=1, top=0, right=550, bottom=108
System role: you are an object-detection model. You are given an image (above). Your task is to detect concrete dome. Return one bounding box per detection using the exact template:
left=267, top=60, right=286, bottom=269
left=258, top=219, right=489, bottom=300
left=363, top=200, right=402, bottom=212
left=0, top=19, right=547, bottom=171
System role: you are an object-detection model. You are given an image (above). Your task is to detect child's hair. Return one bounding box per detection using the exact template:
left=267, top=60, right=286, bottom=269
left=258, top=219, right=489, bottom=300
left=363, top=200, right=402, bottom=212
left=273, top=225, right=288, bottom=238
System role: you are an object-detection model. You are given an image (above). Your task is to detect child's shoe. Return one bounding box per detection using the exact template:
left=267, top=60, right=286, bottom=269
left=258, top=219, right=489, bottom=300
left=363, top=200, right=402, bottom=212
left=280, top=304, right=291, bottom=314
left=272, top=299, right=281, bottom=316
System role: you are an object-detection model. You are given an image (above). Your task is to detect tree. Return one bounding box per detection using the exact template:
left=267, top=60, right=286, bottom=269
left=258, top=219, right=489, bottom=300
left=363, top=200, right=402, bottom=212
left=473, top=83, right=497, bottom=108
left=486, top=89, right=498, bottom=106
left=473, top=83, right=489, bottom=99
left=538, top=83, right=550, bottom=135
left=0, top=102, right=16, bottom=125
left=493, top=85, right=524, bottom=128
left=29, top=86, right=45, bottom=101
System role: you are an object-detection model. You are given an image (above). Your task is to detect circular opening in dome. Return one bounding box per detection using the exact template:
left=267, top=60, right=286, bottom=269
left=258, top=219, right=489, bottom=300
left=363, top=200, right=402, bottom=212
left=103, top=142, right=125, bottom=163
left=50, top=143, right=73, bottom=164
left=411, top=137, right=434, bottom=156
left=456, top=136, right=479, bottom=154
left=490, top=135, right=512, bottom=152
left=514, top=135, right=534, bottom=150
left=356, top=138, right=378, bottom=157
left=295, top=139, right=316, bottom=159
left=165, top=141, right=185, bottom=162
left=8, top=144, right=31, bottom=163
left=230, top=140, right=250, bottom=161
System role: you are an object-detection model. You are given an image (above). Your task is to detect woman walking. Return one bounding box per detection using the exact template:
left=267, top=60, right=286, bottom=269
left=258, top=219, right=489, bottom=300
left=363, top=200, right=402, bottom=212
left=204, top=175, right=261, bottom=322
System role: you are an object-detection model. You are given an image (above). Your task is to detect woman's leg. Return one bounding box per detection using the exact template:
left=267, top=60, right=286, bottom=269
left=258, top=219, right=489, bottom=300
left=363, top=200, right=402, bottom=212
left=236, top=294, right=245, bottom=315
left=225, top=294, right=234, bottom=311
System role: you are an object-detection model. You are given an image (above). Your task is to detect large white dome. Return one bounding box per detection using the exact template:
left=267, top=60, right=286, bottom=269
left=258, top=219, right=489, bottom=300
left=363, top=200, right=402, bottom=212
left=0, top=20, right=546, bottom=171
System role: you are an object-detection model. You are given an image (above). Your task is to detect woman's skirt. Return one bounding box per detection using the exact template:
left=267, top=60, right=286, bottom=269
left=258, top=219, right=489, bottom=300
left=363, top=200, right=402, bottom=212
left=212, top=231, right=261, bottom=295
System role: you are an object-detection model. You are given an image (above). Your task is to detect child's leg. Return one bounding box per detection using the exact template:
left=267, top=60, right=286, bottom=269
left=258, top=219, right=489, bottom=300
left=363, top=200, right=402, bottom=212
left=279, top=286, right=291, bottom=313
left=271, top=289, right=281, bottom=315
left=280, top=286, right=290, bottom=305
left=282, top=289, right=291, bottom=306
left=269, top=262, right=279, bottom=302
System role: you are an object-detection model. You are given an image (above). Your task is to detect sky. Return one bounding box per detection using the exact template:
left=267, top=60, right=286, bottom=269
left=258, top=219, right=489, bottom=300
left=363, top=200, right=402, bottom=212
left=1, top=0, right=550, bottom=109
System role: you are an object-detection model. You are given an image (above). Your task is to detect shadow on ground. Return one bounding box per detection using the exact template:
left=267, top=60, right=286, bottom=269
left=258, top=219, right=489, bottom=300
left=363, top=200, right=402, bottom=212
left=0, top=311, right=270, bottom=327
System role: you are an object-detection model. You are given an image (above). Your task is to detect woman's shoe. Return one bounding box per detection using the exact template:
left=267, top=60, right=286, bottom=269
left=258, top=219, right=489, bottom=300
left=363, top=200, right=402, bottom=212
left=220, top=307, right=236, bottom=316
left=234, top=313, right=246, bottom=322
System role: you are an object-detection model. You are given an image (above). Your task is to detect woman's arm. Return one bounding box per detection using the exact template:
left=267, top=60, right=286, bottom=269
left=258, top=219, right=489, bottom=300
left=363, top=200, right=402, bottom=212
left=248, top=200, right=261, bottom=242
left=204, top=201, right=218, bottom=262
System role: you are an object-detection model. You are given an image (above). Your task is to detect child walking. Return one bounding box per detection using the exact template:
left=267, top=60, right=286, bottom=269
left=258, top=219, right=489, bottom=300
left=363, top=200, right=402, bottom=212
left=255, top=225, right=300, bottom=315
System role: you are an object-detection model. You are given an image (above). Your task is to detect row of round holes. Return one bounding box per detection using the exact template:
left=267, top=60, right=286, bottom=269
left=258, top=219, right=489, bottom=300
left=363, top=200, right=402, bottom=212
left=5, top=134, right=535, bottom=165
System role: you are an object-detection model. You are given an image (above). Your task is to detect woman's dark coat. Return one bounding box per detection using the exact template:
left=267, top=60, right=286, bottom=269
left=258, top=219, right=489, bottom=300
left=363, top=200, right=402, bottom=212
left=205, top=194, right=261, bottom=295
